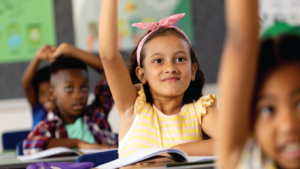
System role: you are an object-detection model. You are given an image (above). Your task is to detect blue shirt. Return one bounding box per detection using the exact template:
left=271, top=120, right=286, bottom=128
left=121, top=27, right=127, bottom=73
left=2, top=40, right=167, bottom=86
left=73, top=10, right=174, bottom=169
left=31, top=103, right=47, bottom=130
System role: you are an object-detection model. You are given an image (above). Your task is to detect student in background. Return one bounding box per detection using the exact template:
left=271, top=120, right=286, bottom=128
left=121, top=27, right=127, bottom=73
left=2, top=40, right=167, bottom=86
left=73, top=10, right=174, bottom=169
left=99, top=0, right=218, bottom=159
left=22, top=45, right=56, bottom=129
left=218, top=0, right=300, bottom=168
left=23, top=43, right=116, bottom=155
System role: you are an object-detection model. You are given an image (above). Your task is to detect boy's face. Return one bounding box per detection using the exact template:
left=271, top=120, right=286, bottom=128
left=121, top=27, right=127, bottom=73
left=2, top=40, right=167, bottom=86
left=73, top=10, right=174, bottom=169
left=38, top=81, right=56, bottom=112
left=254, top=62, right=300, bottom=168
left=50, top=69, right=89, bottom=123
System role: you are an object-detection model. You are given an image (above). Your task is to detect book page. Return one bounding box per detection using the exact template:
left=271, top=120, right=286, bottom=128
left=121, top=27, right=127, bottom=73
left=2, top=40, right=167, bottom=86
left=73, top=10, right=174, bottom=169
left=79, top=148, right=118, bottom=154
left=189, top=156, right=217, bottom=162
left=96, top=148, right=189, bottom=169
left=18, top=147, right=76, bottom=162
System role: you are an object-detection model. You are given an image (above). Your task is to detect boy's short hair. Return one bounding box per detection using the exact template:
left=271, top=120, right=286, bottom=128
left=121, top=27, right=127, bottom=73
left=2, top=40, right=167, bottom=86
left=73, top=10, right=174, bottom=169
left=33, top=66, right=50, bottom=93
left=50, top=56, right=87, bottom=74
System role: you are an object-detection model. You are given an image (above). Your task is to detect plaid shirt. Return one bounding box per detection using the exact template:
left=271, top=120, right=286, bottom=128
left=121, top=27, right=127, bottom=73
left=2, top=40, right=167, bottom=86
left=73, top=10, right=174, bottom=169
left=23, top=80, right=116, bottom=155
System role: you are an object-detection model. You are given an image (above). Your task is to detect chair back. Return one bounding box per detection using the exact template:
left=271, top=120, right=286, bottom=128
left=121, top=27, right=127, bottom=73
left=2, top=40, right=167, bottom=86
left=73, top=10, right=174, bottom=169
left=2, top=130, right=30, bottom=150
left=76, top=150, right=118, bottom=167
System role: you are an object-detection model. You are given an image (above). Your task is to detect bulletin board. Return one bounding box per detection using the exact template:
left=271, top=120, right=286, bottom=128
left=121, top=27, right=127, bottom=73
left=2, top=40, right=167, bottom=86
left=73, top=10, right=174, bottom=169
left=72, top=0, right=194, bottom=53
left=0, top=0, right=226, bottom=100
left=0, top=0, right=56, bottom=63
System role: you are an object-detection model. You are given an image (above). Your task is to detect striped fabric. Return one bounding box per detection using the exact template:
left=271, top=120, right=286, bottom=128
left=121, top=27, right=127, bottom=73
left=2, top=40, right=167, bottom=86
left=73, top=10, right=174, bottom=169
left=23, top=80, right=116, bottom=155
left=119, top=84, right=216, bottom=158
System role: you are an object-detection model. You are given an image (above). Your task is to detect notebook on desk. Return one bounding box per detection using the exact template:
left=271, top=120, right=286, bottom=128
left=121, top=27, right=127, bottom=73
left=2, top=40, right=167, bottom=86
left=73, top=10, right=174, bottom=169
left=18, top=147, right=118, bottom=162
left=96, top=148, right=217, bottom=169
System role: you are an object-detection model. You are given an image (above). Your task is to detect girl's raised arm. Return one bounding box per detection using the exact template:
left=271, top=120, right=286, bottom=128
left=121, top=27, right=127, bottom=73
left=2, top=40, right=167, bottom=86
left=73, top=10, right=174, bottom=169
left=218, top=0, right=259, bottom=168
left=99, top=0, right=137, bottom=115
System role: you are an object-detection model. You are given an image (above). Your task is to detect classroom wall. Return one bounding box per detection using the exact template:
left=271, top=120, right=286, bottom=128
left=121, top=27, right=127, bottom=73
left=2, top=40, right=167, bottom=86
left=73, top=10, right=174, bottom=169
left=0, top=0, right=225, bottom=100
left=0, top=0, right=225, bottom=152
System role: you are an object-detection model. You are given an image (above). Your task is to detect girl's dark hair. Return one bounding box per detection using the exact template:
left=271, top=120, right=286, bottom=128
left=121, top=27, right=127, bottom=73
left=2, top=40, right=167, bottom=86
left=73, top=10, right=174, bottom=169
left=251, top=35, right=300, bottom=127
left=127, top=27, right=205, bottom=104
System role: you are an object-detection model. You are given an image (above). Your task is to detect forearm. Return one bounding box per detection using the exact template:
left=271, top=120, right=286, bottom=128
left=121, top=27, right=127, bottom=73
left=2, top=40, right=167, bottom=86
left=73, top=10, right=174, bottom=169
left=218, top=0, right=259, bottom=168
left=45, top=138, right=78, bottom=150
left=22, top=56, right=41, bottom=107
left=63, top=43, right=104, bottom=74
left=99, top=0, right=121, bottom=59
left=172, top=139, right=216, bottom=156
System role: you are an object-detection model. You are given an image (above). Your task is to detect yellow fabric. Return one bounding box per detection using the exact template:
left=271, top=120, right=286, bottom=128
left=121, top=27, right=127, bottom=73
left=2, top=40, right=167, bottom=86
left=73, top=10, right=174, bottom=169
left=119, top=84, right=217, bottom=158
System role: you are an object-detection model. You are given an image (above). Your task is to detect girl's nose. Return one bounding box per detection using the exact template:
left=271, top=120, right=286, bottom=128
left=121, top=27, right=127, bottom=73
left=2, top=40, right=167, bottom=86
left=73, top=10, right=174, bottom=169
left=164, top=61, right=178, bottom=74
left=278, top=108, right=299, bottom=134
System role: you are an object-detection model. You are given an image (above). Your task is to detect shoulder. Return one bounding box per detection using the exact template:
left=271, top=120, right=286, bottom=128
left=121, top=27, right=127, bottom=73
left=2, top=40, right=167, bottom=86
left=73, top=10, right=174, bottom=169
left=134, top=83, right=145, bottom=97
left=193, top=94, right=217, bottom=116
left=196, top=94, right=217, bottom=106
left=133, top=83, right=149, bottom=113
left=236, top=135, right=276, bottom=169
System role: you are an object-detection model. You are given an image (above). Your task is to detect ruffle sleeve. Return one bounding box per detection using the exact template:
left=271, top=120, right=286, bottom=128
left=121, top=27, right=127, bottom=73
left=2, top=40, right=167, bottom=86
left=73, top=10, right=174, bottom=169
left=195, top=94, right=217, bottom=118
left=133, top=83, right=147, bottom=115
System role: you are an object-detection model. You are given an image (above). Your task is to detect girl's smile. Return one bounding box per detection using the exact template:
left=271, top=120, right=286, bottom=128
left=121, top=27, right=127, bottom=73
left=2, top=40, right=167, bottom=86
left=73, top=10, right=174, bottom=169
left=137, top=34, right=197, bottom=98
left=254, top=61, right=300, bottom=168
left=162, top=76, right=180, bottom=82
left=279, top=140, right=300, bottom=161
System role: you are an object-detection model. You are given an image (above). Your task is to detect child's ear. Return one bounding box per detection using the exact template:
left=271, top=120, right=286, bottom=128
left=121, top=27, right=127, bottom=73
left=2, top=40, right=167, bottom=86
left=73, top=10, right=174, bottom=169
left=136, top=66, right=147, bottom=84
left=191, top=63, right=198, bottom=81
left=49, top=86, right=56, bottom=101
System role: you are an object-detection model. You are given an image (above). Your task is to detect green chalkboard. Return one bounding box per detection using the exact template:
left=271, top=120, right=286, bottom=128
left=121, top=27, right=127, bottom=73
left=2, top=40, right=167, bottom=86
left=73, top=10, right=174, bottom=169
left=0, top=0, right=56, bottom=63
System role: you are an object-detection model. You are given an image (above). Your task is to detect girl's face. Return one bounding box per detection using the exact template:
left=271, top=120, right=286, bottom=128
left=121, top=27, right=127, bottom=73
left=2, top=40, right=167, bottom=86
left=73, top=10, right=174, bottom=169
left=254, top=62, right=300, bottom=168
left=136, top=34, right=197, bottom=100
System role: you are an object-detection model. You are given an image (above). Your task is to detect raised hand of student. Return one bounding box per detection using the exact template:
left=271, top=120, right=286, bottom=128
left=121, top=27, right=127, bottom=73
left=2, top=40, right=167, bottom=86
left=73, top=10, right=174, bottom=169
left=49, top=43, right=105, bottom=74
left=34, top=45, right=52, bottom=61
left=22, top=44, right=54, bottom=109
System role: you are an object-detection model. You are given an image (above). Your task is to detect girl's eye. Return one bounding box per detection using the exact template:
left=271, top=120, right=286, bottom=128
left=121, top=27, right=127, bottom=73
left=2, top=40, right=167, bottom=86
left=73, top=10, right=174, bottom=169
left=65, top=86, right=73, bottom=92
left=81, top=86, right=89, bottom=92
left=154, top=59, right=162, bottom=63
left=259, top=106, right=274, bottom=117
left=176, top=57, right=185, bottom=62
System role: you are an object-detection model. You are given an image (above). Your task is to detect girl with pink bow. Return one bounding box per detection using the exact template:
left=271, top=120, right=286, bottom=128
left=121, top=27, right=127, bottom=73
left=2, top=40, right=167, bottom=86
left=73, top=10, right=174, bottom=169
left=99, top=0, right=218, bottom=160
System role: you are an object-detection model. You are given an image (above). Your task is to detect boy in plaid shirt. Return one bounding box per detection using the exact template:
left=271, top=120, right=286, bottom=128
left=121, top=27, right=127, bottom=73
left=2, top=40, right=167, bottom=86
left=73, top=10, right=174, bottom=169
left=23, top=43, right=116, bottom=155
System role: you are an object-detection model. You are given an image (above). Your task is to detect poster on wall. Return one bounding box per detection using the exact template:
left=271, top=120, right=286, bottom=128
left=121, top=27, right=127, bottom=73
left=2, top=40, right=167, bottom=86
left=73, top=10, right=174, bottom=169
left=260, top=0, right=300, bottom=31
left=72, top=0, right=194, bottom=53
left=0, top=0, right=56, bottom=63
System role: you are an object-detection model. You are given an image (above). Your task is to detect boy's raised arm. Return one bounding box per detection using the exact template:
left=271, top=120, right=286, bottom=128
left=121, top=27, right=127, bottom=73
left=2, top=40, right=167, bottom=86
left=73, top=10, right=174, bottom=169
left=99, top=0, right=137, bottom=116
left=50, top=43, right=104, bottom=75
left=22, top=45, right=51, bottom=108
left=218, top=0, right=260, bottom=168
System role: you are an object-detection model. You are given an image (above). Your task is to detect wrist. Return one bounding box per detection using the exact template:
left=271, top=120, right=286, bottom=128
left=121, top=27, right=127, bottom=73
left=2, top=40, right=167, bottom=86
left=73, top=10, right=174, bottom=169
left=60, top=43, right=74, bottom=56
left=72, top=139, right=80, bottom=148
left=33, top=55, right=42, bottom=62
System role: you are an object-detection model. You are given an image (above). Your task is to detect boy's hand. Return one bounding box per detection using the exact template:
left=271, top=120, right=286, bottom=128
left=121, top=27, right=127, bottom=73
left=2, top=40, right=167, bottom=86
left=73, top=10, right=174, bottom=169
left=77, top=140, right=117, bottom=149
left=35, top=45, right=53, bottom=61
left=48, top=43, right=74, bottom=62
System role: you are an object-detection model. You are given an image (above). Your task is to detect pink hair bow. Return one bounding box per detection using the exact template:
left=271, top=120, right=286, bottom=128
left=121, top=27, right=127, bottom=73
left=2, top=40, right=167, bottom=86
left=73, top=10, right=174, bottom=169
left=132, top=13, right=192, bottom=66
left=132, top=13, right=185, bottom=31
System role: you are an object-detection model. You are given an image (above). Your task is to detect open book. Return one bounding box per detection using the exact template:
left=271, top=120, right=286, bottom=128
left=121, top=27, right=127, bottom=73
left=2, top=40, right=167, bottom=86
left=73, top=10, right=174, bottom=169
left=18, top=147, right=117, bottom=162
left=96, top=148, right=217, bottom=169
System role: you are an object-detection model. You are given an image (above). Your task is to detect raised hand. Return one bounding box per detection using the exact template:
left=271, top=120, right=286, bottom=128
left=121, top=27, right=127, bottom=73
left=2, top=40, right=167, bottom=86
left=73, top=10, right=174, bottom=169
left=34, top=45, right=52, bottom=61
